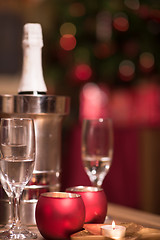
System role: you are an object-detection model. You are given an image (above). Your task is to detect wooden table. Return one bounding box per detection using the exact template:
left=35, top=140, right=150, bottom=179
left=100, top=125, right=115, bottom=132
left=4, top=203, right=160, bottom=239
left=107, top=203, right=160, bottom=229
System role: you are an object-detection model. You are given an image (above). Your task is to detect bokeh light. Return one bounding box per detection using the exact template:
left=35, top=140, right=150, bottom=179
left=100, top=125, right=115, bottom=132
left=94, top=43, right=115, bottom=59
left=96, top=11, right=112, bottom=41
left=80, top=83, right=109, bottom=119
left=75, top=64, right=92, bottom=81
left=119, top=60, right=135, bottom=81
left=138, top=5, right=150, bottom=19
left=139, top=52, right=154, bottom=72
left=82, top=83, right=101, bottom=99
left=113, top=12, right=129, bottom=32
left=69, top=2, right=86, bottom=17
left=60, top=22, right=76, bottom=36
left=60, top=34, right=76, bottom=51
left=124, top=0, right=140, bottom=10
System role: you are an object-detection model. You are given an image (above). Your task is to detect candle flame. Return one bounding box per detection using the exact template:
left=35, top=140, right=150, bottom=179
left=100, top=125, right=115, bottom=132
left=112, top=221, right=116, bottom=230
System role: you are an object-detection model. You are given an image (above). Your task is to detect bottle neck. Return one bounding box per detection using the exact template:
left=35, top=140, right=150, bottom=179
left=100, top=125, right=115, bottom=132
left=18, top=43, right=47, bottom=94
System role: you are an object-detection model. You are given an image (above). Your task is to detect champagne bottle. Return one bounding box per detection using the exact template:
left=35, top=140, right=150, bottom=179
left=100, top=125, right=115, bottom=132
left=18, top=23, right=47, bottom=95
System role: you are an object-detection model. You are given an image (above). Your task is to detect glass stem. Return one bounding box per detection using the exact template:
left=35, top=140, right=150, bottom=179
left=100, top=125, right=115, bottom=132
left=8, top=196, right=14, bottom=226
left=91, top=176, right=103, bottom=188
left=11, top=192, right=21, bottom=229
left=92, top=179, right=101, bottom=187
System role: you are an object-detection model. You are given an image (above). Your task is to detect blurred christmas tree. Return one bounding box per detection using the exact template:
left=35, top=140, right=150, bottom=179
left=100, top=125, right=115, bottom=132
left=41, top=0, right=160, bottom=122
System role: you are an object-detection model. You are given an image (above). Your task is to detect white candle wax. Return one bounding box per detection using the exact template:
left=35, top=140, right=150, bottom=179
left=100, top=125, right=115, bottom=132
left=101, top=224, right=126, bottom=239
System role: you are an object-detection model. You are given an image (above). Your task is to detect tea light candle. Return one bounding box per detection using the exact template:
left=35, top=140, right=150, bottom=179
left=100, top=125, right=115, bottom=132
left=101, top=221, right=126, bottom=239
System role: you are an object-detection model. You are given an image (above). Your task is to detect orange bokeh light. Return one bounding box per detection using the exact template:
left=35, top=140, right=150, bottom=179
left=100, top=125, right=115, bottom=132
left=60, top=22, right=76, bottom=36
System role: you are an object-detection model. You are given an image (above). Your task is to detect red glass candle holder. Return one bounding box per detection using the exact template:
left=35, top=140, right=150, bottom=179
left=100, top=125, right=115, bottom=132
left=35, top=192, right=85, bottom=240
left=66, top=186, right=107, bottom=224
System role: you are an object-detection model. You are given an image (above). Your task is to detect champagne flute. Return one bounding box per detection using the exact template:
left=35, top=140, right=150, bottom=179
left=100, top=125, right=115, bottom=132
left=81, top=118, right=113, bottom=187
left=0, top=118, right=37, bottom=239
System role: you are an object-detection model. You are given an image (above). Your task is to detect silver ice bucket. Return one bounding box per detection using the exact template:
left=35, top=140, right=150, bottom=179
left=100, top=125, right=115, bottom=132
left=0, top=94, right=70, bottom=225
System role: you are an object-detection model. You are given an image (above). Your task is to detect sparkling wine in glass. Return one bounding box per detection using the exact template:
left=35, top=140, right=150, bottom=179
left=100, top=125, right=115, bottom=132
left=82, top=118, right=113, bottom=187
left=0, top=118, right=37, bottom=239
